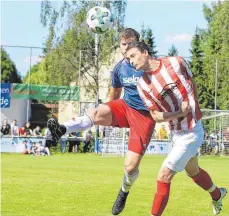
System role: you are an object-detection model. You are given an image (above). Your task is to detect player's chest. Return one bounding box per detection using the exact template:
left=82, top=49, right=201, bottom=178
left=120, top=70, right=143, bottom=86
left=144, top=73, right=184, bottom=100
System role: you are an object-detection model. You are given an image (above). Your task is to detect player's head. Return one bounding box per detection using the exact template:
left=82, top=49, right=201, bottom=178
left=119, top=28, right=140, bottom=56
left=125, top=41, right=151, bottom=71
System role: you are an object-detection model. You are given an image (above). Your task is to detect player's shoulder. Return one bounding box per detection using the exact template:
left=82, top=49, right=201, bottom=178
left=113, top=58, right=130, bottom=73
left=161, top=56, right=186, bottom=62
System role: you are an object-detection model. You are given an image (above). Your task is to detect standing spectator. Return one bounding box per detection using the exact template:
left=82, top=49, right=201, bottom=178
left=223, top=127, right=229, bottom=141
left=44, top=127, right=55, bottom=149
left=68, top=132, right=81, bottom=153
left=83, top=129, right=93, bottom=153
left=209, top=131, right=218, bottom=153
left=100, top=126, right=106, bottom=138
left=25, top=122, right=33, bottom=136
left=222, top=127, right=229, bottom=154
left=156, top=125, right=168, bottom=140
left=10, top=119, right=19, bottom=136
left=1, top=119, right=11, bottom=136
left=19, top=125, right=27, bottom=137
left=60, top=134, right=68, bottom=153
left=33, top=126, right=42, bottom=137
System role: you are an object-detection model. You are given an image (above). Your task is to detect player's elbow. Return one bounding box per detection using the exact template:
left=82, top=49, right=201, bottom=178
left=150, top=111, right=164, bottom=123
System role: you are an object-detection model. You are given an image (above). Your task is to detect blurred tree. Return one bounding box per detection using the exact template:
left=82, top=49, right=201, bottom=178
left=140, top=24, right=158, bottom=57
left=168, top=44, right=178, bottom=56
left=1, top=48, right=21, bottom=83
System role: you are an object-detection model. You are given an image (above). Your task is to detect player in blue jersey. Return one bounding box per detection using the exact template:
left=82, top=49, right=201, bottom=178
left=47, top=28, right=155, bottom=215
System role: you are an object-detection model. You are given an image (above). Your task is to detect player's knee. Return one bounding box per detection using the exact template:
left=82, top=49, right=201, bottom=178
left=185, top=166, right=200, bottom=177
left=88, top=105, right=111, bottom=125
left=157, top=167, right=174, bottom=183
left=124, top=162, right=139, bottom=175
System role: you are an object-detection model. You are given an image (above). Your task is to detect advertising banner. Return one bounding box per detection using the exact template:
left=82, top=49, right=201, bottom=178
left=0, top=137, right=46, bottom=153
left=12, top=84, right=80, bottom=101
left=1, top=83, right=11, bottom=108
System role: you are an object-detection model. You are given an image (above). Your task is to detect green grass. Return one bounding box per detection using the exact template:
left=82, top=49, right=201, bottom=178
left=1, top=154, right=229, bottom=216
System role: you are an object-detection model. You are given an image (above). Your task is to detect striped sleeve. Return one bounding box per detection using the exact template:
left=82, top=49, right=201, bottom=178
left=177, top=56, right=193, bottom=78
left=137, top=84, right=160, bottom=111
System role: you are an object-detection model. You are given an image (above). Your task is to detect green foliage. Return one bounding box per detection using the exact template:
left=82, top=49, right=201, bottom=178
left=168, top=45, right=178, bottom=56
left=190, top=28, right=214, bottom=109
left=1, top=48, right=22, bottom=83
left=140, top=24, right=158, bottom=57
left=190, top=2, right=229, bottom=110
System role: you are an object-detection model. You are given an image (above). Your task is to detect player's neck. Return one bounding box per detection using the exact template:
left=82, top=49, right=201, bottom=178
left=146, top=58, right=160, bottom=72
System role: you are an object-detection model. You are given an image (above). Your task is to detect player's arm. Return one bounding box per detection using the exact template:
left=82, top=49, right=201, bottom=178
left=150, top=103, right=191, bottom=123
left=179, top=56, right=199, bottom=99
left=109, top=87, right=122, bottom=101
left=109, top=60, right=123, bottom=101
left=137, top=84, right=191, bottom=123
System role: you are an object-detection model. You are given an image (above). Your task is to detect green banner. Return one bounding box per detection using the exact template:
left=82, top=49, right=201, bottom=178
left=12, top=84, right=80, bottom=101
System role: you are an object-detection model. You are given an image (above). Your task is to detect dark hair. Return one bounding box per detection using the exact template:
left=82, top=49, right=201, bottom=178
left=119, top=28, right=140, bottom=41
left=126, top=41, right=151, bottom=54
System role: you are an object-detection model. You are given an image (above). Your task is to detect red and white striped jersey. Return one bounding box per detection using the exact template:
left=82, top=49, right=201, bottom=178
left=137, top=56, right=202, bottom=131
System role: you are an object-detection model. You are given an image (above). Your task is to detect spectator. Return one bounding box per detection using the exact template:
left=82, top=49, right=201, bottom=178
left=37, top=141, right=50, bottom=156
left=156, top=125, right=168, bottom=140
left=33, top=126, right=42, bottom=137
left=223, top=127, right=229, bottom=142
left=25, top=122, right=33, bottom=136
left=10, top=119, right=19, bottom=136
left=209, top=131, right=218, bottom=147
left=60, top=134, right=68, bottom=153
left=19, top=125, right=27, bottom=137
left=222, top=127, right=229, bottom=154
left=83, top=129, right=93, bottom=153
left=100, top=126, right=106, bottom=138
left=68, top=132, right=81, bottom=153
left=30, top=142, right=38, bottom=155
left=44, top=127, right=56, bottom=149
left=1, top=119, right=11, bottom=136
left=22, top=140, right=30, bottom=154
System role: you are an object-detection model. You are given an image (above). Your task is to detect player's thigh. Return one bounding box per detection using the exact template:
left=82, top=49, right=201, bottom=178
left=88, top=104, right=112, bottom=126
left=127, top=111, right=155, bottom=155
left=162, top=136, right=199, bottom=172
left=124, top=150, right=142, bottom=175
left=185, top=156, right=199, bottom=177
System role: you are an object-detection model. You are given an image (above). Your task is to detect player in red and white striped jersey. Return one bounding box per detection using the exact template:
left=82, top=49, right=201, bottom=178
left=138, top=55, right=202, bottom=131
left=126, top=41, right=227, bottom=216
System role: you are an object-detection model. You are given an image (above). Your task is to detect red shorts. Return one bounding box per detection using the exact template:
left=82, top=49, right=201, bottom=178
left=106, top=99, right=155, bottom=155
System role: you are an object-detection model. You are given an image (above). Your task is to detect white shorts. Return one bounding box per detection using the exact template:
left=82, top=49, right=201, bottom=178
left=162, top=121, right=204, bottom=172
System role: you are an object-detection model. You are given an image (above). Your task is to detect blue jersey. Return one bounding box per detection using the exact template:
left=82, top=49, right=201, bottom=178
left=111, top=58, right=148, bottom=111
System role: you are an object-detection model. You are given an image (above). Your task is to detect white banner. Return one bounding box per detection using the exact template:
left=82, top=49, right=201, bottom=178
left=98, top=138, right=172, bottom=155
left=0, top=137, right=46, bottom=153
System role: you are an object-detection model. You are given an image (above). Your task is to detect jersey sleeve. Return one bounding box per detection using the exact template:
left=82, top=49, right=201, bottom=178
left=177, top=56, right=193, bottom=78
left=137, top=84, right=160, bottom=111
left=111, top=62, right=122, bottom=88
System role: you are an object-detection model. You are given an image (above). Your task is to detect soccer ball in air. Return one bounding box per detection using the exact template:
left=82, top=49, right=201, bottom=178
left=86, top=6, right=113, bottom=34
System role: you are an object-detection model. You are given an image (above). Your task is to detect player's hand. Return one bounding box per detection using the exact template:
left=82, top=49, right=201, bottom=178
left=181, top=101, right=192, bottom=116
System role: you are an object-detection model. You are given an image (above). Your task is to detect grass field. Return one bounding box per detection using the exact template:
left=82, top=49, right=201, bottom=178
left=1, top=154, right=229, bottom=216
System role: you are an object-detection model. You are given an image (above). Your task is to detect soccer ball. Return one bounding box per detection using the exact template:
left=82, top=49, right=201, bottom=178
left=86, top=6, right=113, bottom=34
